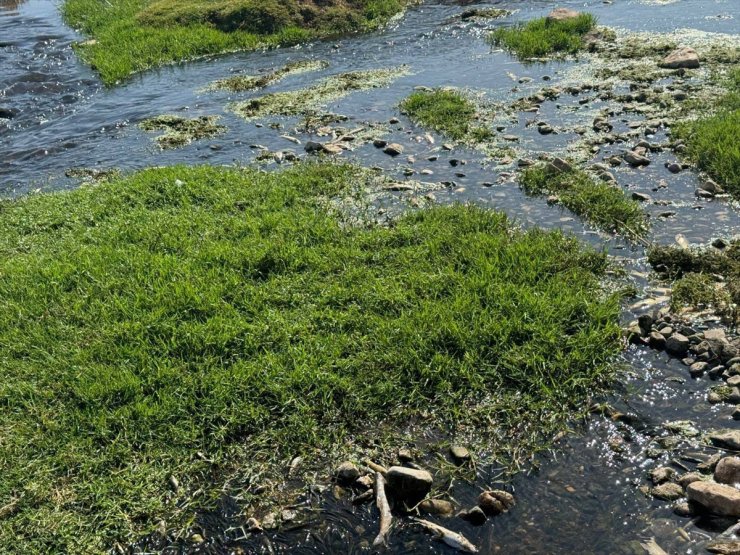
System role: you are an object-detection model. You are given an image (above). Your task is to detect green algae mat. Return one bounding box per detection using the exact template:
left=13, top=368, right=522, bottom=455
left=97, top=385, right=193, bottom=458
left=0, top=163, right=622, bottom=552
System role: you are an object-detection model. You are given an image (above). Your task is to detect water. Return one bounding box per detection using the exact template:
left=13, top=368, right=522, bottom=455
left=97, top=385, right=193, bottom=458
left=1, top=0, right=739, bottom=553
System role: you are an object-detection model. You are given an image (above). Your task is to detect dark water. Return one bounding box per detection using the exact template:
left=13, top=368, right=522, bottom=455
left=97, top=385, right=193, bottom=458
left=1, top=0, right=739, bottom=553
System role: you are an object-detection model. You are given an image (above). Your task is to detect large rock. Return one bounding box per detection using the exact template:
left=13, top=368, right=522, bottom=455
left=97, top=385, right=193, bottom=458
left=546, top=8, right=581, bottom=23
left=686, top=481, right=740, bottom=517
left=385, top=466, right=433, bottom=509
left=666, top=334, right=690, bottom=356
left=715, top=457, right=740, bottom=485
left=659, top=47, right=700, bottom=69
left=709, top=429, right=740, bottom=451
left=624, top=151, right=650, bottom=167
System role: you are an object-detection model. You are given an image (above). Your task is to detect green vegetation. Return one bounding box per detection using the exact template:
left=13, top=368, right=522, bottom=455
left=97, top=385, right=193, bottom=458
left=0, top=163, right=622, bottom=552
left=519, top=165, right=649, bottom=238
left=400, top=89, right=493, bottom=143
left=648, top=241, right=739, bottom=323
left=672, top=68, right=740, bottom=200
left=489, top=13, right=597, bottom=60
left=139, top=115, right=226, bottom=148
left=228, top=67, right=408, bottom=120
left=62, top=0, right=408, bottom=85
left=207, top=59, right=328, bottom=92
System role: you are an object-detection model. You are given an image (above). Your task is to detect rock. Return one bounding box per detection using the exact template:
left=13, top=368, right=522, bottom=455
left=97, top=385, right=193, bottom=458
left=698, top=453, right=723, bottom=473
left=632, top=192, right=651, bottom=202
left=281, top=509, right=297, bottom=522
left=689, top=362, right=709, bottom=378
left=459, top=506, right=487, bottom=526
left=0, top=108, right=15, bottom=119
left=335, top=462, right=360, bottom=485
left=652, top=482, right=684, bottom=501
left=686, top=481, right=740, bottom=517
left=385, top=466, right=433, bottom=509
left=190, top=533, right=204, bottom=544
left=355, top=475, right=374, bottom=490
left=666, top=162, right=682, bottom=174
left=651, top=467, right=676, bottom=485
left=545, top=157, right=572, bottom=175
left=649, top=331, right=667, bottom=350
left=638, top=314, right=654, bottom=335
left=398, top=448, right=414, bottom=462
left=666, top=334, right=690, bottom=356
left=706, top=540, right=740, bottom=555
left=449, top=444, right=471, bottom=463
left=734, top=406, right=740, bottom=420
left=538, top=124, right=554, bottom=135
left=714, top=457, right=740, bottom=485
left=389, top=117, right=400, bottom=124
left=677, top=472, right=703, bottom=489
left=419, top=499, right=455, bottom=517
left=673, top=501, right=694, bottom=517
left=372, top=139, right=388, bottom=148
left=383, top=143, right=404, bottom=156
left=546, top=7, right=581, bottom=22
left=304, top=141, right=325, bottom=153
left=659, top=47, right=700, bottom=69
left=624, top=151, right=650, bottom=167
left=478, top=490, right=515, bottom=516
left=246, top=517, right=263, bottom=532
left=709, top=429, right=740, bottom=450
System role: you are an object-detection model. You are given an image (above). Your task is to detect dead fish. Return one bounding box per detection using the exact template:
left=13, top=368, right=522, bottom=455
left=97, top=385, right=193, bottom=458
left=414, top=518, right=478, bottom=553
left=675, top=233, right=690, bottom=249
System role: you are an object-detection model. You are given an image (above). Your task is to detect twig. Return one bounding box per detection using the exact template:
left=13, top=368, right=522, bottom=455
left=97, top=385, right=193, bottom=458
left=372, top=473, right=392, bottom=547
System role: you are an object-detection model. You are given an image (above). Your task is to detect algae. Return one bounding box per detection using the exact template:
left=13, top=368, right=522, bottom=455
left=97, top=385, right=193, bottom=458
left=206, top=59, right=329, bottom=92
left=139, top=115, right=227, bottom=149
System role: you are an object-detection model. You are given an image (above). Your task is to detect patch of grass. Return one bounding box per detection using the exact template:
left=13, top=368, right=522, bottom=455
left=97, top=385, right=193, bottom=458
left=519, top=164, right=649, bottom=238
left=139, top=114, right=226, bottom=149
left=400, top=89, right=492, bottom=143
left=206, top=59, right=328, bottom=92
left=62, top=0, right=408, bottom=85
left=488, top=13, right=596, bottom=60
left=672, top=68, right=740, bottom=199
left=228, top=66, right=409, bottom=119
left=671, top=273, right=731, bottom=314
left=0, top=162, right=622, bottom=553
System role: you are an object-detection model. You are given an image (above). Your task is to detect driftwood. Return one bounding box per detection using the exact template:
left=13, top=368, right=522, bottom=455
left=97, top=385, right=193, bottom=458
left=364, top=459, right=387, bottom=475
left=414, top=518, right=478, bottom=553
left=372, top=472, right=392, bottom=546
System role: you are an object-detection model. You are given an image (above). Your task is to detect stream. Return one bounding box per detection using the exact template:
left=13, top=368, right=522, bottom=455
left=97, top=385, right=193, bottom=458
left=1, top=0, right=739, bottom=553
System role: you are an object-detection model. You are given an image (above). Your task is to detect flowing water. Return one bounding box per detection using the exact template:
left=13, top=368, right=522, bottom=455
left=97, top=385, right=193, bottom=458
left=1, top=0, right=739, bottom=553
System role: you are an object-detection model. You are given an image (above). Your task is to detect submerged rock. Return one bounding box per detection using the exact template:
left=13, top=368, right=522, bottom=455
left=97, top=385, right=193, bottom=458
left=419, top=499, right=455, bottom=517
left=686, top=481, right=740, bottom=517
left=659, top=47, right=700, bottom=69
left=459, top=506, right=487, bottom=526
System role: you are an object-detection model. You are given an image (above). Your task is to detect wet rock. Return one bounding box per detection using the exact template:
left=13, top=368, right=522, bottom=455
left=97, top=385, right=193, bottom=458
left=659, top=47, right=700, bottom=69
left=677, top=472, right=704, bottom=489
left=449, top=444, right=471, bottom=463
left=686, top=481, right=740, bottom=517
left=666, top=334, right=690, bottom=356
left=398, top=448, right=414, bottom=463
left=356, top=475, right=374, bottom=490
left=698, top=453, right=724, bottom=473
left=651, top=467, right=676, bottom=485
left=714, top=457, right=740, bottom=485
left=666, top=162, right=682, bottom=174
left=385, top=466, right=433, bottom=508
left=538, top=124, right=554, bottom=135
left=459, top=506, right=487, bottom=526
left=0, top=108, right=16, bottom=119
left=373, top=139, right=388, bottom=148
left=649, top=331, right=666, bottom=350
left=673, top=501, right=694, bottom=517
left=545, top=157, right=572, bottom=175
left=709, top=430, right=740, bottom=451
left=706, top=540, right=740, bottom=555
left=689, top=362, right=709, bottom=378
left=652, top=482, right=684, bottom=501
left=546, top=8, right=581, bottom=22
left=335, top=462, right=360, bottom=485
left=638, top=314, right=654, bottom=335
left=478, top=490, right=515, bottom=516
left=632, top=192, right=651, bottom=202
left=383, top=143, right=404, bottom=156
left=419, top=499, right=455, bottom=517
left=734, top=406, right=740, bottom=420
left=624, top=151, right=650, bottom=167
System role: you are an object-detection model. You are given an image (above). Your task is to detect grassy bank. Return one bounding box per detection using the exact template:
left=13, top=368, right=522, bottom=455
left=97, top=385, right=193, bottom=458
left=400, top=89, right=493, bottom=143
left=520, top=164, right=649, bottom=239
left=0, top=163, right=622, bottom=552
left=672, top=68, right=740, bottom=200
left=489, top=13, right=596, bottom=60
left=62, top=0, right=408, bottom=85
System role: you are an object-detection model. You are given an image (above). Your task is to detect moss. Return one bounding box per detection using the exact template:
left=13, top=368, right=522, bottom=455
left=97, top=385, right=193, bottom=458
left=400, top=89, right=492, bottom=143
left=0, top=162, right=622, bottom=553
left=488, top=13, right=597, bottom=60
left=519, top=164, right=649, bottom=239
left=139, top=115, right=226, bottom=149
left=206, top=59, right=328, bottom=92
left=459, top=8, right=510, bottom=20
left=228, top=67, right=409, bottom=120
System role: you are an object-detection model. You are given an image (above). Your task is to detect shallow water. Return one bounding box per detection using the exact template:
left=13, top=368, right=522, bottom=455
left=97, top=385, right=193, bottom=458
left=2, top=0, right=739, bottom=553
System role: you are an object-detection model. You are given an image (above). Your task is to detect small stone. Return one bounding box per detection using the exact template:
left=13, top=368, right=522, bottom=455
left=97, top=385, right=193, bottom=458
left=714, top=457, right=740, bottom=485
left=650, top=466, right=676, bottom=485
left=281, top=509, right=296, bottom=522
left=686, top=481, right=740, bottom=517
left=652, top=482, right=684, bottom=501
left=398, top=449, right=414, bottom=462
left=677, top=472, right=703, bottom=489
left=478, top=490, right=515, bottom=515
left=632, top=192, right=651, bottom=202
left=383, top=143, right=404, bottom=156
left=419, top=499, right=455, bottom=517
left=385, top=466, right=433, bottom=509
left=673, top=501, right=694, bottom=517
left=689, top=361, right=709, bottom=378
left=546, top=7, right=581, bottom=22
left=706, top=540, right=740, bottom=554
left=190, top=534, right=204, bottom=544
left=638, top=314, right=654, bottom=335
left=246, top=517, right=262, bottom=532
left=649, top=331, right=666, bottom=350
left=666, top=162, right=682, bottom=174
left=372, top=139, right=387, bottom=148
left=459, top=506, right=487, bottom=526
left=389, top=117, right=400, bottom=124
left=449, top=444, right=471, bottom=463
left=659, top=47, right=700, bottom=69
left=545, top=157, right=572, bottom=175
left=335, top=462, right=360, bottom=485
left=666, top=334, right=690, bottom=356
left=624, top=151, right=650, bottom=167
left=538, top=125, right=554, bottom=135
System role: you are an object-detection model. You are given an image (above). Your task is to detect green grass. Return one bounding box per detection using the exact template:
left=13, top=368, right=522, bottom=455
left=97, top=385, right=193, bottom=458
left=0, top=163, right=622, bottom=552
left=489, top=13, right=597, bottom=60
left=672, top=68, right=740, bottom=200
left=62, top=0, right=407, bottom=85
left=519, top=165, right=649, bottom=238
left=400, top=89, right=493, bottom=142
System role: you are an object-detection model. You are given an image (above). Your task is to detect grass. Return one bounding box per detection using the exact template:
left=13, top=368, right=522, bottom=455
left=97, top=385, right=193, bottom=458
left=61, top=0, right=408, bottom=85
left=400, top=89, right=493, bottom=143
left=519, top=165, right=649, bottom=239
left=488, top=13, right=597, bottom=60
left=0, top=162, right=623, bottom=553
left=206, top=59, right=328, bottom=92
left=672, top=68, right=740, bottom=200
left=139, top=114, right=226, bottom=148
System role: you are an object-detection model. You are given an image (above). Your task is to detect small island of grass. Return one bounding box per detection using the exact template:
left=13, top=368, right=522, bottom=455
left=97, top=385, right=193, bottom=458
left=400, top=89, right=493, bottom=143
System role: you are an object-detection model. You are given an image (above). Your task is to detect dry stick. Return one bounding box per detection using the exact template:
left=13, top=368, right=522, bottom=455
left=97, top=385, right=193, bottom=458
left=373, top=472, right=392, bottom=547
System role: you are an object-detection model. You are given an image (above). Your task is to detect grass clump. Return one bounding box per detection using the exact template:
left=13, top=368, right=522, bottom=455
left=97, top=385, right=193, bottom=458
left=139, top=114, right=226, bottom=148
left=672, top=68, right=740, bottom=199
left=62, top=0, right=408, bottom=85
left=671, top=273, right=731, bottom=314
left=228, top=66, right=409, bottom=119
left=400, top=89, right=493, bottom=143
left=488, top=13, right=597, bottom=60
left=519, top=164, right=649, bottom=238
left=0, top=162, right=622, bottom=553
left=207, top=59, right=328, bottom=92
